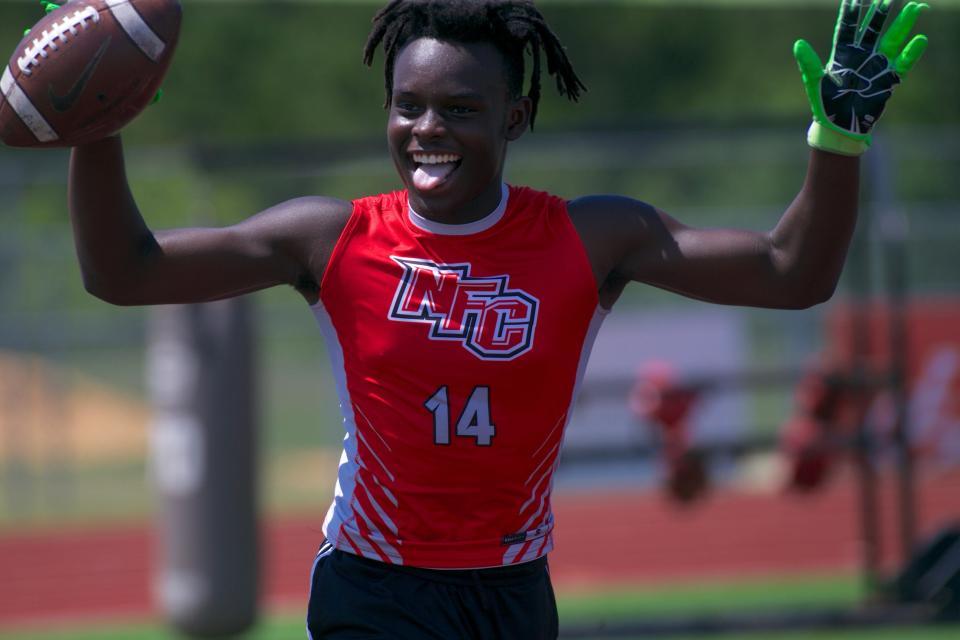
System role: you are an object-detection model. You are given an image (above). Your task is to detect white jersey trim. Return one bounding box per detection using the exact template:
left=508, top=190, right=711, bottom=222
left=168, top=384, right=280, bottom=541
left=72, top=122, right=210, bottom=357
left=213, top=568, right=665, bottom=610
left=407, top=182, right=509, bottom=236
left=310, top=301, right=361, bottom=554
left=311, top=299, right=405, bottom=565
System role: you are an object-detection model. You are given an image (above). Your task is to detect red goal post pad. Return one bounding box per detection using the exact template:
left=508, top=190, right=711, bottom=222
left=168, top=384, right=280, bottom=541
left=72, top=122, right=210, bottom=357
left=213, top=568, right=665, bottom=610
left=824, top=297, right=960, bottom=463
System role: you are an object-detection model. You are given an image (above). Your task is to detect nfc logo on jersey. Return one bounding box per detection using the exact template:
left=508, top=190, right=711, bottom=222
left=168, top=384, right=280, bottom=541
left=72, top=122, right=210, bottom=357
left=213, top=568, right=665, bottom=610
left=388, top=257, right=539, bottom=361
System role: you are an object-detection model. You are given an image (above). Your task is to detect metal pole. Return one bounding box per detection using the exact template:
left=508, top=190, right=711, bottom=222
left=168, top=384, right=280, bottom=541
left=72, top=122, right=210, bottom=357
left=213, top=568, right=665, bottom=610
left=871, top=140, right=917, bottom=564
left=851, top=154, right=881, bottom=596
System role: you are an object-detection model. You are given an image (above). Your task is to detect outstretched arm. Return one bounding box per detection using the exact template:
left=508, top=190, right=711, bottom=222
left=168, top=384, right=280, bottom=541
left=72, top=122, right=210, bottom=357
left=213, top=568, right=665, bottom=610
left=571, top=150, right=858, bottom=310
left=69, top=136, right=351, bottom=306
left=571, top=0, right=926, bottom=310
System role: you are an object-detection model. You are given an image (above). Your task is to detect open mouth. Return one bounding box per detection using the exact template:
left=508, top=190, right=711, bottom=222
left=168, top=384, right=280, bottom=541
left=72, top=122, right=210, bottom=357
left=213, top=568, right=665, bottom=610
left=411, top=152, right=462, bottom=191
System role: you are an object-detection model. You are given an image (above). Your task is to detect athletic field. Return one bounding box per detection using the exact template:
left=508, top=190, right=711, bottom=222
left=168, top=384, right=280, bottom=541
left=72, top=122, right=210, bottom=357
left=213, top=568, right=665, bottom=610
left=3, top=472, right=959, bottom=638
left=1, top=1, right=956, bottom=638
left=3, top=577, right=959, bottom=640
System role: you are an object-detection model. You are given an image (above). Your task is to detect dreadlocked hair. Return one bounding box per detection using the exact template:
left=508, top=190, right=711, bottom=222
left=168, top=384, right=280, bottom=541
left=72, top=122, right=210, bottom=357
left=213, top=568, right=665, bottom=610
left=363, top=0, right=585, bottom=129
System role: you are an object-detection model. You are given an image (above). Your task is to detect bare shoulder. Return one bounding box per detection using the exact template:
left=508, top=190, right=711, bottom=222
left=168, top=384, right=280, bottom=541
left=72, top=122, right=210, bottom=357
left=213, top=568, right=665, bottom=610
left=566, top=194, right=662, bottom=238
left=244, top=195, right=353, bottom=240
left=228, top=195, right=355, bottom=303
left=566, top=194, right=671, bottom=306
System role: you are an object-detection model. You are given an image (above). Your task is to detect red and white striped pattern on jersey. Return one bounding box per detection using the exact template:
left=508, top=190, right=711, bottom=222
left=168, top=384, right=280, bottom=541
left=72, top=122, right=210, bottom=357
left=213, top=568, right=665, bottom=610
left=312, top=185, right=603, bottom=569
left=502, top=306, right=608, bottom=564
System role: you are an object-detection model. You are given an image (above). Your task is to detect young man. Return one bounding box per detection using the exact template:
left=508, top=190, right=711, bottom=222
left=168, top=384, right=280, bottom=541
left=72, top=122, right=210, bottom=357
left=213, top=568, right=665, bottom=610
left=66, top=1, right=927, bottom=637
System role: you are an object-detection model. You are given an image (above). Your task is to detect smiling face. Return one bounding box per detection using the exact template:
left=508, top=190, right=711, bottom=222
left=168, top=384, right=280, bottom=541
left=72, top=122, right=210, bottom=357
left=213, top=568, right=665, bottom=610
left=387, top=37, right=531, bottom=223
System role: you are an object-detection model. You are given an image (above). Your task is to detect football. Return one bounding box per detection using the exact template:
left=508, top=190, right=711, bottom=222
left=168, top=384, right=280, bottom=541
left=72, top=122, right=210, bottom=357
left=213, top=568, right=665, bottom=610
left=0, top=0, right=181, bottom=148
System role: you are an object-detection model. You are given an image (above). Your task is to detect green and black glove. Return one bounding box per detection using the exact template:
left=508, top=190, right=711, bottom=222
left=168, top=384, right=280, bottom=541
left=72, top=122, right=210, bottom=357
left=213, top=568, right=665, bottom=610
left=795, top=0, right=929, bottom=156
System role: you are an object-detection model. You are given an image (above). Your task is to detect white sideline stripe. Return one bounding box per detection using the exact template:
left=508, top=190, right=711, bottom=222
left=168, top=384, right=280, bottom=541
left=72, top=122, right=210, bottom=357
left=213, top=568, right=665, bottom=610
left=106, top=0, right=165, bottom=62
left=1, top=66, right=58, bottom=142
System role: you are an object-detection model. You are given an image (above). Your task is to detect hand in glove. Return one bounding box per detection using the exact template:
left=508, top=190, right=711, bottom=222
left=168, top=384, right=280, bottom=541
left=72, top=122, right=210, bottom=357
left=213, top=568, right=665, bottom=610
left=794, top=0, right=929, bottom=156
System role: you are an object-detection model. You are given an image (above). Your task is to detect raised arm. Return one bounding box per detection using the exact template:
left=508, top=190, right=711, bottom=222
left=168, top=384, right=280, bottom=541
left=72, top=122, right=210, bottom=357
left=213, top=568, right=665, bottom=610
left=571, top=0, right=927, bottom=311
left=68, top=135, right=351, bottom=306
left=570, top=150, right=857, bottom=310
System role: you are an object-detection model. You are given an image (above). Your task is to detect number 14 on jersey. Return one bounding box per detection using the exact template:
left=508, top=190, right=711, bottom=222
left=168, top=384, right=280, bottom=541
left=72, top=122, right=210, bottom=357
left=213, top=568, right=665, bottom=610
left=424, top=386, right=496, bottom=446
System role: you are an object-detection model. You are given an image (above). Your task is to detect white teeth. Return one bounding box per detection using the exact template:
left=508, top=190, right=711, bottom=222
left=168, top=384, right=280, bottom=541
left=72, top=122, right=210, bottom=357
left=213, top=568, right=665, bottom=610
left=412, top=153, right=460, bottom=165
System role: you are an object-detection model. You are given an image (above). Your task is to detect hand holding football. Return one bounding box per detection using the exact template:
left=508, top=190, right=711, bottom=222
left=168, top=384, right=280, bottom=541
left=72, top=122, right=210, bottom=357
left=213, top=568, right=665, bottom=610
left=0, top=0, right=181, bottom=148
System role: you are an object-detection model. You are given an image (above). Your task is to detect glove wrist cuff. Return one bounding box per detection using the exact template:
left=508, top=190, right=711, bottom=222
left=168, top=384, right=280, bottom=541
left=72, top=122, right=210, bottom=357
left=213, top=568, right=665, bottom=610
left=806, top=121, right=870, bottom=156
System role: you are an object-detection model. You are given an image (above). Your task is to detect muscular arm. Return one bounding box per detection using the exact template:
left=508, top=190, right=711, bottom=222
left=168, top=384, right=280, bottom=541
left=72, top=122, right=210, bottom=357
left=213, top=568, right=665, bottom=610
left=68, top=136, right=351, bottom=306
left=567, top=0, right=931, bottom=310
left=570, top=149, right=859, bottom=310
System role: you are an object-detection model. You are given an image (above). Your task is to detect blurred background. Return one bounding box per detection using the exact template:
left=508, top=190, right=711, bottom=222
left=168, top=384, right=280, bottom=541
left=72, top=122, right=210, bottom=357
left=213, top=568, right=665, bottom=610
left=0, top=0, right=958, bottom=638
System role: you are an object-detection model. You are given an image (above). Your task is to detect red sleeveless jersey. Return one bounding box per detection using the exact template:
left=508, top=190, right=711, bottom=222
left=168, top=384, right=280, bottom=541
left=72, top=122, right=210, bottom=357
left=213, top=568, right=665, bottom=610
left=312, top=184, right=606, bottom=568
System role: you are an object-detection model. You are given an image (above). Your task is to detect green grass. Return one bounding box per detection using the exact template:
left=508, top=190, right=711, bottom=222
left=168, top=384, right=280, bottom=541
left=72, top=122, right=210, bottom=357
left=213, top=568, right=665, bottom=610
left=559, top=574, right=862, bottom=622
left=2, top=574, right=958, bottom=640
left=660, top=629, right=960, bottom=640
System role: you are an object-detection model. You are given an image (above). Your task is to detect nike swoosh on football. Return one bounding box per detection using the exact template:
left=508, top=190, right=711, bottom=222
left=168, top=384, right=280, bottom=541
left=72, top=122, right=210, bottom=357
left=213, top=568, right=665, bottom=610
left=48, top=36, right=113, bottom=113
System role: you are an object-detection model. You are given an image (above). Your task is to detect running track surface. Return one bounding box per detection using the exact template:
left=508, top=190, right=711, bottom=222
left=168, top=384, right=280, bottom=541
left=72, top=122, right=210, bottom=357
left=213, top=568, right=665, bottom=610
left=1, top=471, right=957, bottom=628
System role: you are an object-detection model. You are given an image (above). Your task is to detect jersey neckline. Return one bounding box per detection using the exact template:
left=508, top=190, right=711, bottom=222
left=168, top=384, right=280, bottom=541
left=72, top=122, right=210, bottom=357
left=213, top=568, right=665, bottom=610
left=407, top=183, right=509, bottom=236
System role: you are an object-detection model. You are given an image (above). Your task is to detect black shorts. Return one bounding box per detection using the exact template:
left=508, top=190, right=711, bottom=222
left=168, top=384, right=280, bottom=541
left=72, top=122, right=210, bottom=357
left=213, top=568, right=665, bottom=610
left=306, top=542, right=559, bottom=639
